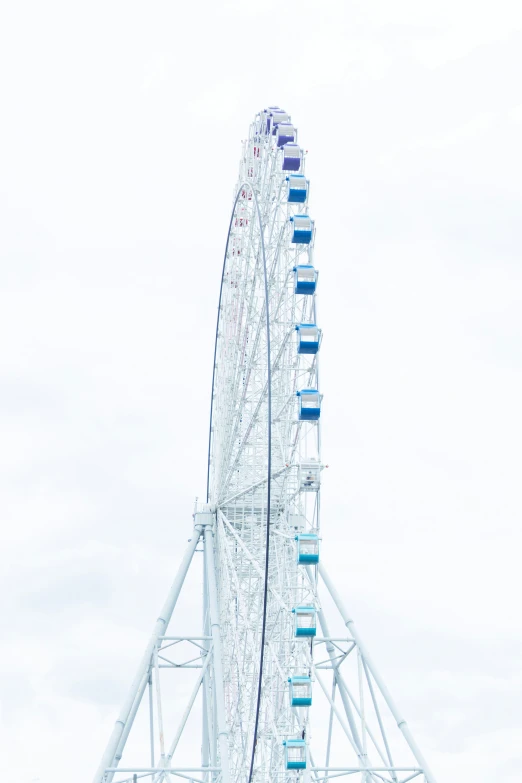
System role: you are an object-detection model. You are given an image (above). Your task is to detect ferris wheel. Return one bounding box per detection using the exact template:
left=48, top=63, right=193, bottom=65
left=93, top=109, right=438, bottom=783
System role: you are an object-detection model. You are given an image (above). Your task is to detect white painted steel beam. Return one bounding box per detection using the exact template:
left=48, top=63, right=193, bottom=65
left=319, top=563, right=438, bottom=783
left=93, top=528, right=202, bottom=783
left=203, top=524, right=232, bottom=783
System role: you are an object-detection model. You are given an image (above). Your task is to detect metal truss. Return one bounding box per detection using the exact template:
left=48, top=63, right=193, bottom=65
left=93, top=109, right=437, bottom=783
left=93, top=513, right=436, bottom=783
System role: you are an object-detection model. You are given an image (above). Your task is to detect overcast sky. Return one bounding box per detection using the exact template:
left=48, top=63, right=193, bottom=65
left=0, top=1, right=521, bottom=781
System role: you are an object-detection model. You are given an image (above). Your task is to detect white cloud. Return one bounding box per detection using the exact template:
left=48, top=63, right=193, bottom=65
left=0, top=1, right=520, bottom=781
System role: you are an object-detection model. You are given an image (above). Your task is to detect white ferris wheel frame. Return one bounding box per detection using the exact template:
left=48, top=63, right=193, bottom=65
left=92, top=108, right=438, bottom=783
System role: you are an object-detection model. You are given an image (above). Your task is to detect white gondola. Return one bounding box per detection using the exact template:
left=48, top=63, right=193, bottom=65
left=289, top=676, right=313, bottom=706
left=293, top=606, right=317, bottom=637
left=234, top=206, right=248, bottom=227
left=287, top=174, right=308, bottom=203
left=230, top=236, right=243, bottom=257
left=296, top=323, right=321, bottom=354
left=295, top=533, right=320, bottom=565
left=290, top=214, right=313, bottom=244
left=284, top=739, right=307, bottom=770
left=294, top=265, right=317, bottom=295
left=299, top=460, right=321, bottom=492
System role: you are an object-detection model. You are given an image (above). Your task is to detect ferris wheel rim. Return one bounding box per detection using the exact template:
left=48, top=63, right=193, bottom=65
left=206, top=109, right=323, bottom=783
left=206, top=181, right=272, bottom=507
left=205, top=180, right=275, bottom=783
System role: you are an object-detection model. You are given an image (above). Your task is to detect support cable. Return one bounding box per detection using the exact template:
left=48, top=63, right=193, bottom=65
left=246, top=185, right=272, bottom=783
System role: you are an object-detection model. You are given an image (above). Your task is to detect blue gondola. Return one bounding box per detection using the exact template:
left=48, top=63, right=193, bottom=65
left=296, top=323, right=321, bottom=354
left=276, top=122, right=296, bottom=147
left=289, top=676, right=313, bottom=706
left=282, top=142, right=302, bottom=171
left=294, top=265, right=317, bottom=295
left=293, top=606, right=317, bottom=637
left=297, top=389, right=321, bottom=421
left=287, top=174, right=308, bottom=203
left=296, top=533, right=320, bottom=564
left=284, top=739, right=307, bottom=770
left=290, top=215, right=313, bottom=244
